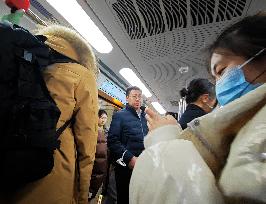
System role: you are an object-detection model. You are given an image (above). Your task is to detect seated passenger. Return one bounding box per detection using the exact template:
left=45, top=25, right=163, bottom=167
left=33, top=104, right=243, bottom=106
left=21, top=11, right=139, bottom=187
left=130, top=12, right=266, bottom=204
left=179, top=78, right=216, bottom=129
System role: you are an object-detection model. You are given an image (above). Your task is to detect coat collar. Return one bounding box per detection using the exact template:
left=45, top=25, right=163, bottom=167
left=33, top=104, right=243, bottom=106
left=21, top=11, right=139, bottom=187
left=126, top=104, right=145, bottom=118
left=187, top=83, right=266, bottom=167
left=36, top=24, right=99, bottom=78
left=186, top=104, right=206, bottom=113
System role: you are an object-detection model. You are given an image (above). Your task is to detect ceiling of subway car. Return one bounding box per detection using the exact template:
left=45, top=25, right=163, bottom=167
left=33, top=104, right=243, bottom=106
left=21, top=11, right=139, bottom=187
left=86, top=0, right=266, bottom=112
left=9, top=0, right=266, bottom=112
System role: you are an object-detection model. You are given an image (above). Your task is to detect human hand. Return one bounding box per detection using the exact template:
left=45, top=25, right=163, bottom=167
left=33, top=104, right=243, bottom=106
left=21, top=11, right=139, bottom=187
left=128, top=156, right=137, bottom=169
left=145, top=107, right=178, bottom=132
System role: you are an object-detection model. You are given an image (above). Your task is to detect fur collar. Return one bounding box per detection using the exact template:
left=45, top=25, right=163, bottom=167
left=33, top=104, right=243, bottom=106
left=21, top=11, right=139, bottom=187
left=36, top=24, right=99, bottom=77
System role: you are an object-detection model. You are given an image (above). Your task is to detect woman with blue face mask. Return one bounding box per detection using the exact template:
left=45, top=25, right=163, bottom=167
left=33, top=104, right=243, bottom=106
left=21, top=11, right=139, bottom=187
left=210, top=23, right=266, bottom=106
left=129, top=13, right=266, bottom=204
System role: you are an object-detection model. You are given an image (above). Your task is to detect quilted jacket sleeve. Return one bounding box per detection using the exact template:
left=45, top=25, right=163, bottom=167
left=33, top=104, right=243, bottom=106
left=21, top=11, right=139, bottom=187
left=130, top=125, right=224, bottom=204
left=108, top=112, right=134, bottom=165
left=219, top=105, right=266, bottom=203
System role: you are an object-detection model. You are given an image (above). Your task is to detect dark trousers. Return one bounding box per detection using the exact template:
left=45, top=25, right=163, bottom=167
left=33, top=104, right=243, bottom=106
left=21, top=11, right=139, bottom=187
left=114, top=165, right=132, bottom=204
left=104, top=164, right=117, bottom=204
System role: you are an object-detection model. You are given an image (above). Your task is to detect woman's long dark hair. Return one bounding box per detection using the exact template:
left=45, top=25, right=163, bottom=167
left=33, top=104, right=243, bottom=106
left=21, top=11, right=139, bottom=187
left=209, top=12, right=266, bottom=61
left=180, top=78, right=215, bottom=104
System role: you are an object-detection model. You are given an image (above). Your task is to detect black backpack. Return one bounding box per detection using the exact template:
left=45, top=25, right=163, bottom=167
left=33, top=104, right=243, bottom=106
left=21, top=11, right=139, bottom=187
left=0, top=22, right=77, bottom=190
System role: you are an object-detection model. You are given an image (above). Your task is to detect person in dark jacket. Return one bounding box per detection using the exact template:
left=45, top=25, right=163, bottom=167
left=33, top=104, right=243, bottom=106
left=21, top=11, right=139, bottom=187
left=107, top=86, right=148, bottom=204
left=179, top=78, right=216, bottom=129
left=89, top=109, right=109, bottom=201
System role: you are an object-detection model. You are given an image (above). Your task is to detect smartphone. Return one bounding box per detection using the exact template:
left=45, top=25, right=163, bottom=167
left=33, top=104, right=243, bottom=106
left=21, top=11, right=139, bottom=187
left=140, top=105, right=146, bottom=112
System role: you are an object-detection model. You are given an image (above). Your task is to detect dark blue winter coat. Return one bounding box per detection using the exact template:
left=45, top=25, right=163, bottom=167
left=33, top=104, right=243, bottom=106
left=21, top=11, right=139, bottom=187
left=107, top=104, right=148, bottom=166
left=179, top=104, right=206, bottom=129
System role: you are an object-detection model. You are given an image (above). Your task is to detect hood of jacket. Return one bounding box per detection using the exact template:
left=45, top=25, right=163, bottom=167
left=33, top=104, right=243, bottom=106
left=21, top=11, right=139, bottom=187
left=36, top=24, right=99, bottom=77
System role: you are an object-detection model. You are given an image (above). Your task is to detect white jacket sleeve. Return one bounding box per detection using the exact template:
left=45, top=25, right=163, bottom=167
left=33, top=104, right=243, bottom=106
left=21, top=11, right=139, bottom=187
left=130, top=125, right=224, bottom=204
left=219, top=105, right=266, bottom=203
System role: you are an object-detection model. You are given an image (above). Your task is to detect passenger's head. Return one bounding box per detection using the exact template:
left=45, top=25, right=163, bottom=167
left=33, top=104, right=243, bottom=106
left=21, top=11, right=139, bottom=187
left=180, top=78, right=216, bottom=113
left=126, top=86, right=142, bottom=110
left=209, top=12, right=266, bottom=106
left=98, top=109, right=108, bottom=127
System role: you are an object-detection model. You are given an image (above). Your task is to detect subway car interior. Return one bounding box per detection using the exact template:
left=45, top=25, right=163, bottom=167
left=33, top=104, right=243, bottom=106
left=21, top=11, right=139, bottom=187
left=0, top=0, right=266, bottom=204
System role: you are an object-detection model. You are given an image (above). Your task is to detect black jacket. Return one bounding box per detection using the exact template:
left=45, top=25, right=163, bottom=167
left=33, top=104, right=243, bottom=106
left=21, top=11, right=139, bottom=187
left=107, top=104, right=148, bottom=167
left=179, top=104, right=206, bottom=129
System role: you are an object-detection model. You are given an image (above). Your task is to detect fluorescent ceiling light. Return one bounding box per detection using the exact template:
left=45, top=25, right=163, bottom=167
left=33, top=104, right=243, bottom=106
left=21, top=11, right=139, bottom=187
left=151, top=102, right=166, bottom=115
left=119, top=68, right=152, bottom=97
left=45, top=0, right=113, bottom=53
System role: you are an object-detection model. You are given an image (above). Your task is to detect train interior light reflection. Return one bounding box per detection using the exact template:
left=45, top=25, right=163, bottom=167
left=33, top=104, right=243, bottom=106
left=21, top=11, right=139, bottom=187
left=119, top=68, right=152, bottom=98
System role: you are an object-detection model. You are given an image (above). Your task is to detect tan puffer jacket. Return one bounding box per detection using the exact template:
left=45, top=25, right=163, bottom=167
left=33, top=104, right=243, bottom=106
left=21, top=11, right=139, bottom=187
left=0, top=25, right=99, bottom=204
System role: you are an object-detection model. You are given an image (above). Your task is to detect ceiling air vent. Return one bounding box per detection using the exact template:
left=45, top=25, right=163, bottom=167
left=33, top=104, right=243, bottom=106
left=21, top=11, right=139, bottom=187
left=112, top=0, right=147, bottom=40
left=170, top=100, right=179, bottom=107
left=216, top=0, right=246, bottom=22
left=108, top=0, right=247, bottom=40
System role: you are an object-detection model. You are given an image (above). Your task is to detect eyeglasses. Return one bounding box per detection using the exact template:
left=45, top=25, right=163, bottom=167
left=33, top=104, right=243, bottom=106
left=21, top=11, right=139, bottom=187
left=130, top=95, right=142, bottom=100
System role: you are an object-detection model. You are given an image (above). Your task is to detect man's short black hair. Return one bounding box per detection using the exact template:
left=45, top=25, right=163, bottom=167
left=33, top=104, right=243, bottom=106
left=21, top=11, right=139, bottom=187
left=126, top=86, right=142, bottom=97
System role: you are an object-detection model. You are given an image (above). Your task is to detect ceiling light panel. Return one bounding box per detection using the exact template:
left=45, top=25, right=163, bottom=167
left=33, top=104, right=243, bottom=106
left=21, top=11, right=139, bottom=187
left=119, top=68, right=152, bottom=98
left=45, top=0, right=113, bottom=53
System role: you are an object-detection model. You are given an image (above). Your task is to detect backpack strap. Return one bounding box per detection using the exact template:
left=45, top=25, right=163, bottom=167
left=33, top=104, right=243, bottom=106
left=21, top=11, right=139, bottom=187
left=55, top=110, right=79, bottom=140
left=15, top=46, right=81, bottom=142
left=49, top=48, right=79, bottom=64
left=46, top=50, right=80, bottom=139
left=55, top=119, right=73, bottom=139
left=23, top=48, right=56, bottom=104
left=14, top=46, right=79, bottom=67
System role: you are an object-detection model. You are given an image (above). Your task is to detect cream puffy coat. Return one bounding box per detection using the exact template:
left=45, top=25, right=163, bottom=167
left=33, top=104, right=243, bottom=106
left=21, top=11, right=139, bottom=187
left=0, top=25, right=98, bottom=204
left=130, top=84, right=266, bottom=204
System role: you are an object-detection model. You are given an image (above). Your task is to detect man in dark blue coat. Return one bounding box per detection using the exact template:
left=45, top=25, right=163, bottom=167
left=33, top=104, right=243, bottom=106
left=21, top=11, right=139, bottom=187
left=108, top=86, right=148, bottom=204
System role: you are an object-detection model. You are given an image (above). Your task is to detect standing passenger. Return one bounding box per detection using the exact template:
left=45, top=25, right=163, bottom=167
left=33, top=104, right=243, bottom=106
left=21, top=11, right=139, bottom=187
left=89, top=109, right=109, bottom=201
left=108, top=86, right=148, bottom=204
left=0, top=24, right=99, bottom=204
left=130, top=12, right=266, bottom=204
left=179, top=78, right=216, bottom=129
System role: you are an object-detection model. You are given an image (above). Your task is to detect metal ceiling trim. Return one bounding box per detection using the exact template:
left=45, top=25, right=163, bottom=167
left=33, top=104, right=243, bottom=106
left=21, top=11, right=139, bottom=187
left=25, top=9, right=47, bottom=26
left=30, top=0, right=57, bottom=21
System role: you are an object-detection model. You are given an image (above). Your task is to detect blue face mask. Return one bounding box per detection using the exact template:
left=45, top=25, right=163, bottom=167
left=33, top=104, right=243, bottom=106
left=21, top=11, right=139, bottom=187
left=215, top=49, right=265, bottom=106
